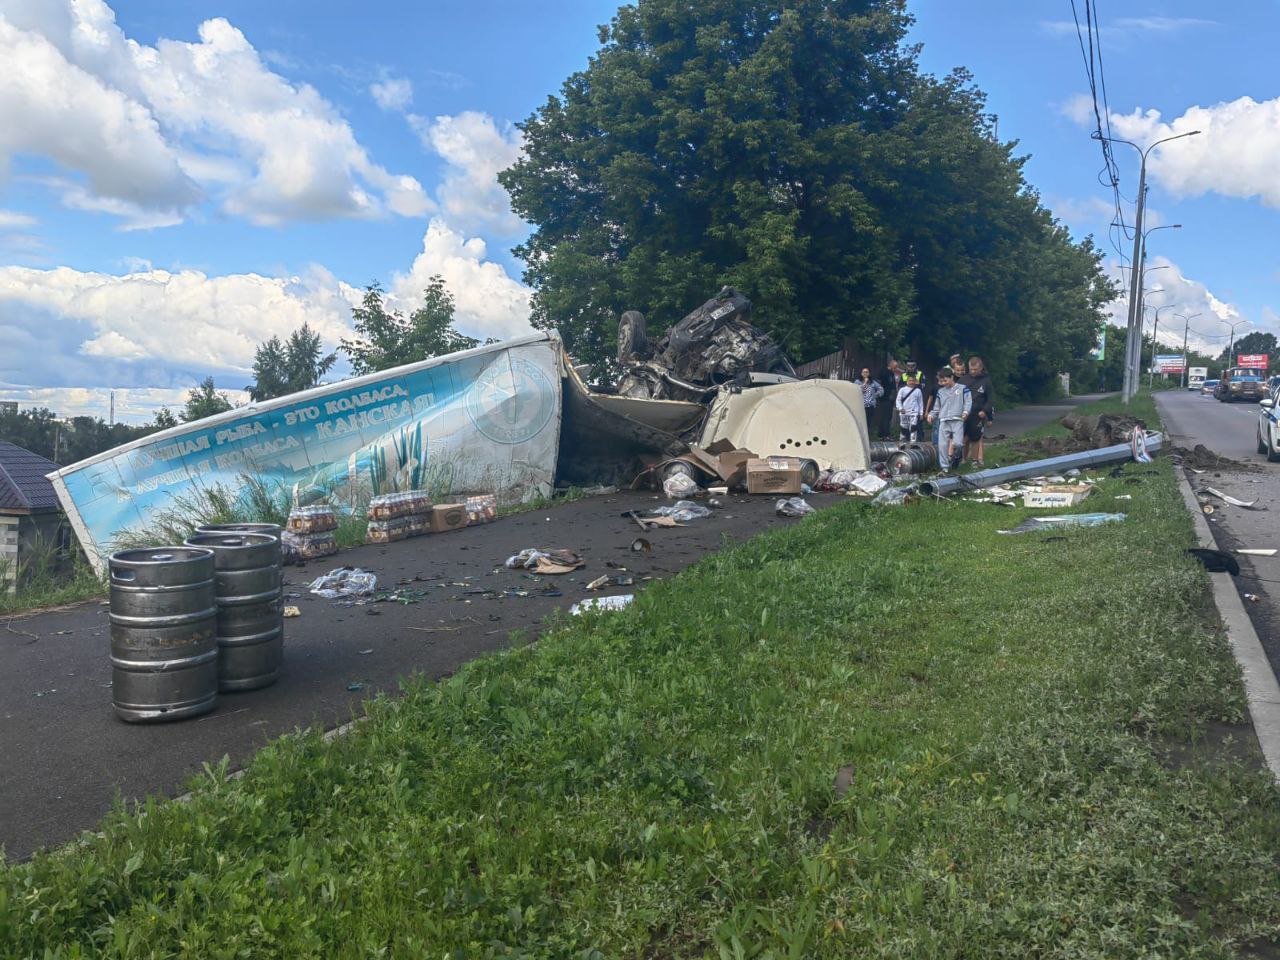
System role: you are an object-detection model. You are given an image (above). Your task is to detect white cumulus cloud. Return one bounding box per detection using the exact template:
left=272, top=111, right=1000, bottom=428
left=413, top=111, right=525, bottom=236
left=0, top=2, right=431, bottom=226
left=1106, top=96, right=1280, bottom=209
left=391, top=219, right=532, bottom=341
left=1104, top=255, right=1259, bottom=356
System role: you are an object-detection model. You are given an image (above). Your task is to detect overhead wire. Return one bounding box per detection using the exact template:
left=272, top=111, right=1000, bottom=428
left=1068, top=0, right=1132, bottom=262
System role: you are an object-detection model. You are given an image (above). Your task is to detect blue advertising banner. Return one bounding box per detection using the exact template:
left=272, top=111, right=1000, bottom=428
left=50, top=333, right=563, bottom=571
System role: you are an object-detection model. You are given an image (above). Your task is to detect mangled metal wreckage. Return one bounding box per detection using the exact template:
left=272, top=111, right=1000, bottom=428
left=51, top=288, right=869, bottom=570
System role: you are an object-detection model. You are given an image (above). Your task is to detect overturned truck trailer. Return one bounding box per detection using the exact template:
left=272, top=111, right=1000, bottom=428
left=53, top=326, right=870, bottom=571
left=51, top=334, right=565, bottom=572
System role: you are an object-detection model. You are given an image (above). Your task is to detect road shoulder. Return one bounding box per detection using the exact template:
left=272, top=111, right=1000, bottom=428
left=1174, top=464, right=1280, bottom=779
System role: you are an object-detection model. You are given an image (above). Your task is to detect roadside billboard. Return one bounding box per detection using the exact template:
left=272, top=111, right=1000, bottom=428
left=50, top=333, right=563, bottom=571
left=1154, top=355, right=1186, bottom=373
left=1238, top=354, right=1269, bottom=369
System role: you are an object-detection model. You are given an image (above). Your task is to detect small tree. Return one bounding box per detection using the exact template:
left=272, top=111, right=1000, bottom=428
left=248, top=323, right=336, bottom=401
left=341, top=279, right=481, bottom=376
left=153, top=407, right=178, bottom=429
left=182, top=377, right=234, bottom=422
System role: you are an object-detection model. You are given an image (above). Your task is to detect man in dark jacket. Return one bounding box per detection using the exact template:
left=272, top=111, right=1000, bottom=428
left=959, top=356, right=995, bottom=466
left=877, top=359, right=902, bottom=440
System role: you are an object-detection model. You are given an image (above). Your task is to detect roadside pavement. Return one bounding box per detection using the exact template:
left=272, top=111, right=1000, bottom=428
left=984, top=391, right=1116, bottom=439
left=1155, top=389, right=1280, bottom=681
left=1, top=392, right=1103, bottom=861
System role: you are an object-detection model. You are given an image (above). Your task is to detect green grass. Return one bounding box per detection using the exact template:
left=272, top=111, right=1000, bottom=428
left=4, top=394, right=1280, bottom=957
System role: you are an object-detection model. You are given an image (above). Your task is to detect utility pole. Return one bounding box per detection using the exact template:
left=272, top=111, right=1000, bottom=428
left=1175, top=312, right=1202, bottom=387
left=109, top=389, right=115, bottom=426
left=1095, top=129, right=1201, bottom=402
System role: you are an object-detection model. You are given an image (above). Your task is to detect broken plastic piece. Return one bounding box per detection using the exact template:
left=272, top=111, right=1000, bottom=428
left=586, top=575, right=610, bottom=590
left=1202, top=487, right=1264, bottom=510
left=283, top=606, right=301, bottom=618
left=999, top=513, right=1126, bottom=535
left=1237, top=549, right=1279, bottom=557
left=571, top=595, right=635, bottom=615
left=872, top=483, right=918, bottom=506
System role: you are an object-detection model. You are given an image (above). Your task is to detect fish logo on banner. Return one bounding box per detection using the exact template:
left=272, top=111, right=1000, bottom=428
left=465, top=356, right=556, bottom=444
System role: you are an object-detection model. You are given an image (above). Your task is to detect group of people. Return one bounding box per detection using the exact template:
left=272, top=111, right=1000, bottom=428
left=857, top=355, right=994, bottom=471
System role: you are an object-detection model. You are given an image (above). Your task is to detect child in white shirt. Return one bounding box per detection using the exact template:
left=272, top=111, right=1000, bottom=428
left=895, top=375, right=924, bottom=442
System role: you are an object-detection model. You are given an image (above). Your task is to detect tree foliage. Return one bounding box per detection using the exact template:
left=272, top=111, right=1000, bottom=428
left=1218, top=331, right=1277, bottom=367
left=500, top=0, right=1115, bottom=400
left=0, top=407, right=169, bottom=465
left=248, top=322, right=338, bottom=402
left=341, top=279, right=484, bottom=376
left=182, top=377, right=234, bottom=423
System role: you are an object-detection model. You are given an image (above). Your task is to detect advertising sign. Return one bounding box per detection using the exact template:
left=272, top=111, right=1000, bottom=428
left=50, top=333, right=563, bottom=571
left=1154, top=355, right=1186, bottom=374
left=1238, top=354, right=1269, bottom=369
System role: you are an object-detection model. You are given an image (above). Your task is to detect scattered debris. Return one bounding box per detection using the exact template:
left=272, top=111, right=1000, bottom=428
left=631, top=537, right=652, bottom=552
left=872, top=484, right=919, bottom=506
left=504, top=548, right=586, bottom=574
left=1244, top=593, right=1262, bottom=603
left=999, top=513, right=1126, bottom=535
left=648, top=500, right=713, bottom=522
left=1201, top=487, right=1264, bottom=510
left=308, top=568, right=378, bottom=599
left=586, top=575, right=610, bottom=591
left=571, top=595, right=635, bottom=615
left=662, top=472, right=700, bottom=499
left=1238, top=549, right=1279, bottom=557
left=358, top=648, right=373, bottom=655
left=1024, top=484, right=1092, bottom=508
left=775, top=497, right=816, bottom=518
left=346, top=681, right=365, bottom=692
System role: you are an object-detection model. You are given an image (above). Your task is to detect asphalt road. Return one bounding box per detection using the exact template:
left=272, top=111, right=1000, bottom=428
left=0, top=394, right=1099, bottom=862
left=1154, top=388, right=1280, bottom=684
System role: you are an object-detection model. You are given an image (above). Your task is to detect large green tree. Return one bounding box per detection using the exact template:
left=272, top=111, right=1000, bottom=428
left=341, top=279, right=482, bottom=376
left=248, top=322, right=338, bottom=401
left=500, top=0, right=1114, bottom=400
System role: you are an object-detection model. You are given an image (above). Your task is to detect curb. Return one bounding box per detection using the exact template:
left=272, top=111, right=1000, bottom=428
left=1175, top=466, right=1280, bottom=779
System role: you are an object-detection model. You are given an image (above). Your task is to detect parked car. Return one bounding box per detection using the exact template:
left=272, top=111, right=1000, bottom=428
left=1216, top=367, right=1266, bottom=402
left=1201, top=379, right=1219, bottom=396
left=1258, top=387, right=1280, bottom=461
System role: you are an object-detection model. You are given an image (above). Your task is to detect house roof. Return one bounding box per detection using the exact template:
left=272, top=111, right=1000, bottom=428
left=0, top=440, right=61, bottom=513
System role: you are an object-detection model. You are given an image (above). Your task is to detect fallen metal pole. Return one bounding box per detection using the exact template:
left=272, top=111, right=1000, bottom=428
left=918, top=432, right=1163, bottom=498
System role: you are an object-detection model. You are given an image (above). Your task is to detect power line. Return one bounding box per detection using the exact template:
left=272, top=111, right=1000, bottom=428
left=1068, top=0, right=1132, bottom=262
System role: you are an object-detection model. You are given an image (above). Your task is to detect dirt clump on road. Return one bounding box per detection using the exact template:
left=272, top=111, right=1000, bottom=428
left=1171, top=443, right=1260, bottom=472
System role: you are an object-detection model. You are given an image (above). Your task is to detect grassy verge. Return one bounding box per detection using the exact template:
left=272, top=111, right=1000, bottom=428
left=6, top=396, right=1280, bottom=957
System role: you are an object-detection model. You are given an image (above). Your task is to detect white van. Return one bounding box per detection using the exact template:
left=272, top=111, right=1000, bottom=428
left=1188, top=366, right=1208, bottom=391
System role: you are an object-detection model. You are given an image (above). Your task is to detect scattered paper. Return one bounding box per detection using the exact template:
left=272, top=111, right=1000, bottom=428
left=571, top=595, right=634, bottom=615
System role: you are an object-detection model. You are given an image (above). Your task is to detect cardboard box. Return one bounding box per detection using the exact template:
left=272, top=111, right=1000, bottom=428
left=745, top=457, right=804, bottom=495
left=1023, top=484, right=1091, bottom=508
left=681, top=440, right=757, bottom=490
left=428, top=503, right=468, bottom=533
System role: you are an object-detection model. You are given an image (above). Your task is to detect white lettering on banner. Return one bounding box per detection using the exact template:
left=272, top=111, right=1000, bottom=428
left=283, top=406, right=321, bottom=426
left=323, top=384, right=409, bottom=416
left=314, top=401, right=414, bottom=440
left=214, top=435, right=301, bottom=470
left=149, top=435, right=211, bottom=461
left=134, top=467, right=190, bottom=493
left=215, top=422, right=266, bottom=445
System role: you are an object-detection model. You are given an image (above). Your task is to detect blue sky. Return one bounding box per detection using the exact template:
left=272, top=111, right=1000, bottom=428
left=0, top=1, right=1275, bottom=420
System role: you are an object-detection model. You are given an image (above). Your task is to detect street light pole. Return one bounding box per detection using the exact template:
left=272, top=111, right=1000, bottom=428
left=1147, top=304, right=1177, bottom=387
left=1096, top=129, right=1201, bottom=401
left=1221, top=318, right=1247, bottom=368
left=1175, top=312, right=1203, bottom=387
